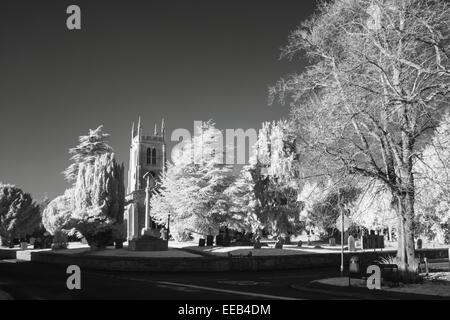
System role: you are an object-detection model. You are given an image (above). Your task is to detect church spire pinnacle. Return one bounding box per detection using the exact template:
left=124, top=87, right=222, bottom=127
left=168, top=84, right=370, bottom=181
left=154, top=123, right=158, bottom=135
left=131, top=122, right=135, bottom=143
left=137, top=116, right=142, bottom=142
left=161, top=118, right=165, bottom=137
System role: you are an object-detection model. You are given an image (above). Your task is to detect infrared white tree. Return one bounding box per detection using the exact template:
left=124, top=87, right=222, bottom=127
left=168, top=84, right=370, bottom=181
left=43, top=126, right=125, bottom=248
left=71, top=152, right=125, bottom=248
left=226, top=120, right=302, bottom=238
left=63, top=125, right=113, bottom=183
left=271, top=0, right=450, bottom=279
left=0, top=183, right=41, bottom=247
left=351, top=182, right=397, bottom=237
left=152, top=121, right=234, bottom=237
left=415, top=113, right=450, bottom=243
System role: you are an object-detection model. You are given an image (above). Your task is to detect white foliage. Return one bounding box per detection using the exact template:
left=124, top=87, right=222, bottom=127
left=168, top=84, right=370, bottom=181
left=63, top=125, right=113, bottom=182
left=152, top=121, right=233, bottom=237
left=350, top=183, right=397, bottom=231
left=415, top=114, right=450, bottom=242
left=42, top=188, right=74, bottom=235
left=43, top=126, right=124, bottom=243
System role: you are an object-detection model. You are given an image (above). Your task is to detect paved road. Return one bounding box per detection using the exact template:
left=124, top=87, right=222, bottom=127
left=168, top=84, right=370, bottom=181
left=0, top=259, right=437, bottom=300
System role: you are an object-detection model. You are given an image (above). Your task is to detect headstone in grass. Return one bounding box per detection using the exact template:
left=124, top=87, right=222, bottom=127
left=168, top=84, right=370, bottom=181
left=329, top=237, right=336, bottom=246
left=416, top=238, right=422, bottom=250
left=275, top=239, right=283, bottom=249
left=348, top=235, right=356, bottom=252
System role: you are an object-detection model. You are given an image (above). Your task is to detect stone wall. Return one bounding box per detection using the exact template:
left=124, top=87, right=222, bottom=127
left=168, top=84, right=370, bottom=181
left=0, top=248, right=18, bottom=259
left=29, top=248, right=450, bottom=273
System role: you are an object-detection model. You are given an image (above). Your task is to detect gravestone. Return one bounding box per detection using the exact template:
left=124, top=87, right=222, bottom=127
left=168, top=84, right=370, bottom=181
left=348, top=235, right=356, bottom=252
left=128, top=237, right=168, bottom=251
left=253, top=238, right=262, bottom=249
left=362, top=234, right=384, bottom=249
left=417, top=238, right=423, bottom=250
left=329, top=237, right=336, bottom=246
left=275, top=241, right=283, bottom=249
left=33, top=238, right=42, bottom=249
left=114, top=240, right=123, bottom=249
left=206, top=235, right=214, bottom=246
left=216, top=234, right=223, bottom=246
left=223, top=235, right=231, bottom=247
left=160, top=228, right=167, bottom=240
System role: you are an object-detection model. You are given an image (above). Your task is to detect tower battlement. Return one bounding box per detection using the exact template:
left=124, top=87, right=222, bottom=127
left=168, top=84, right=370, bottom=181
left=139, top=135, right=164, bottom=142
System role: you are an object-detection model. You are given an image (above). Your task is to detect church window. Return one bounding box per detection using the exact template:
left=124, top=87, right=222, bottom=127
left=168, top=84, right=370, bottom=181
left=151, top=148, right=157, bottom=165
left=147, top=148, right=151, bottom=164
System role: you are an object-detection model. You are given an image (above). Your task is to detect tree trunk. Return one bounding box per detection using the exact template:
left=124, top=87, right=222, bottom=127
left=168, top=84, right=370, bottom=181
left=394, top=121, right=418, bottom=282
left=396, top=192, right=418, bottom=282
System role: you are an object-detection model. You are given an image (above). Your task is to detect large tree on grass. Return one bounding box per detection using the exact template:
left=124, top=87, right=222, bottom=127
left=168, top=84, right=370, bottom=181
left=224, top=162, right=260, bottom=234
left=0, top=184, right=41, bottom=246
left=226, top=120, right=303, bottom=238
left=270, top=0, right=450, bottom=279
left=71, top=152, right=125, bottom=248
left=43, top=126, right=125, bottom=249
left=152, top=121, right=234, bottom=237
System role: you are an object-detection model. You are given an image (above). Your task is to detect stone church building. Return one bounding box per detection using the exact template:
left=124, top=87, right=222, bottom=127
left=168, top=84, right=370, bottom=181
left=125, top=117, right=166, bottom=240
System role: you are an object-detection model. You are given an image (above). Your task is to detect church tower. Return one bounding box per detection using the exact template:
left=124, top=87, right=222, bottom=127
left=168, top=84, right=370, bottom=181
left=125, top=117, right=166, bottom=240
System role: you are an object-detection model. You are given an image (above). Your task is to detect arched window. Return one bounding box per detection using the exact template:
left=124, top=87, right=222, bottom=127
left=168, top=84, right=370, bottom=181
left=151, top=148, right=157, bottom=165
left=146, top=148, right=151, bottom=164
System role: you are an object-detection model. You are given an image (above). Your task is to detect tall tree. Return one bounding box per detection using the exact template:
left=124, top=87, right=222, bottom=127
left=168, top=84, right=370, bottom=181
left=226, top=120, right=303, bottom=237
left=0, top=184, right=41, bottom=246
left=43, top=126, right=125, bottom=248
left=152, top=121, right=234, bottom=237
left=271, top=0, right=450, bottom=278
left=63, top=125, right=113, bottom=182
left=224, top=162, right=260, bottom=233
left=71, top=152, right=125, bottom=248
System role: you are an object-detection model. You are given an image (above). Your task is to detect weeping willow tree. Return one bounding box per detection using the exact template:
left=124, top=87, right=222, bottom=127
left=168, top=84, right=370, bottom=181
left=71, top=153, right=125, bottom=248
left=43, top=126, right=125, bottom=249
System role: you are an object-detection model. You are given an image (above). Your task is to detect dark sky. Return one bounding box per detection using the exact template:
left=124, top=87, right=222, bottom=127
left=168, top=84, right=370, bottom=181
left=0, top=0, right=316, bottom=200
